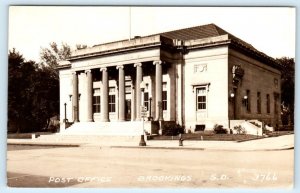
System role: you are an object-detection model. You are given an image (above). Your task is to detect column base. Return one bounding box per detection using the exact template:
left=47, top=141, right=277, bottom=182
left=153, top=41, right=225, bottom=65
left=86, top=119, right=94, bottom=122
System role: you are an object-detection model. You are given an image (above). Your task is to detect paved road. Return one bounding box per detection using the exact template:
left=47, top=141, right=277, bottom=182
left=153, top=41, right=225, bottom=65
left=6, top=145, right=293, bottom=188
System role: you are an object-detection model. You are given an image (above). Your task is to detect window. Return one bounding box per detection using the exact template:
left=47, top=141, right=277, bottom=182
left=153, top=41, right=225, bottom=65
left=196, top=87, right=207, bottom=110
left=162, top=91, right=167, bottom=110
left=144, top=92, right=149, bottom=110
left=266, top=94, right=270, bottom=114
left=109, top=87, right=116, bottom=113
left=93, top=88, right=100, bottom=113
left=274, top=78, right=278, bottom=88
left=274, top=94, right=279, bottom=114
left=257, top=92, right=261, bottom=114
left=162, top=82, right=167, bottom=110
left=246, top=90, right=251, bottom=113
left=195, top=125, right=205, bottom=131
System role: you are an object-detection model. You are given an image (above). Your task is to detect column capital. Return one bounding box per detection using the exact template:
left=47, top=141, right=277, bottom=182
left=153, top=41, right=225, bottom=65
left=153, top=60, right=162, bottom=65
left=100, top=67, right=107, bottom=72
left=85, top=69, right=92, bottom=73
left=72, top=71, right=78, bottom=75
left=116, top=65, right=124, bottom=70
left=134, top=63, right=142, bottom=67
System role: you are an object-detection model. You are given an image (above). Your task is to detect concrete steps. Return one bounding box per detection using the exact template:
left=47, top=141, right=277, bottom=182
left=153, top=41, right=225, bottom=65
left=230, top=120, right=263, bottom=136
left=35, top=121, right=151, bottom=144
left=36, top=134, right=142, bottom=143
left=240, top=121, right=263, bottom=136
left=60, top=121, right=145, bottom=136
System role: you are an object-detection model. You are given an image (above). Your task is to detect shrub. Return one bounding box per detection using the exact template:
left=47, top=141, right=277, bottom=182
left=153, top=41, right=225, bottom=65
left=48, top=124, right=59, bottom=133
left=213, top=124, right=228, bottom=134
left=162, top=123, right=184, bottom=136
left=234, top=125, right=246, bottom=134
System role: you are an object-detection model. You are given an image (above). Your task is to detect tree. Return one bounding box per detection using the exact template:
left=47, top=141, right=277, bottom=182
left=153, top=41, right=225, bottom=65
left=40, top=42, right=71, bottom=77
left=276, top=57, right=295, bottom=125
left=8, top=49, right=37, bottom=132
left=8, top=49, right=60, bottom=133
left=31, top=66, right=59, bottom=131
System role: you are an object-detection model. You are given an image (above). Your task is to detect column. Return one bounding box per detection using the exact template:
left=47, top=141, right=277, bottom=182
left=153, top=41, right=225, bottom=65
left=154, top=60, right=163, bottom=121
left=72, top=72, right=79, bottom=122
left=101, top=67, right=109, bottom=122
left=176, top=62, right=183, bottom=125
left=134, top=63, right=142, bottom=120
left=86, top=69, right=93, bottom=122
left=117, top=65, right=125, bottom=121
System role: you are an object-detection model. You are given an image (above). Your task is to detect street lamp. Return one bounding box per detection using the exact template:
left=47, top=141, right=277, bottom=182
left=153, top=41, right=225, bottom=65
left=243, top=95, right=248, bottom=107
left=139, top=81, right=147, bottom=146
left=63, top=103, right=68, bottom=123
left=229, top=89, right=236, bottom=131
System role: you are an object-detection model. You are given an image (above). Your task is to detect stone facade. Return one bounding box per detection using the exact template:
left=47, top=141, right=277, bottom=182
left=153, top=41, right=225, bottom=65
left=58, top=24, right=281, bottom=134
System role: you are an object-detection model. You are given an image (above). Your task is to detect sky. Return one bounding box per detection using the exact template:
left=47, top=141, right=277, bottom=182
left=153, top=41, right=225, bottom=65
left=8, top=6, right=295, bottom=62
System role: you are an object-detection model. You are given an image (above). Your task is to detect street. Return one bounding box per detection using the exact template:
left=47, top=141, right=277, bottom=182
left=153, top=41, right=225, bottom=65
left=7, top=145, right=293, bottom=188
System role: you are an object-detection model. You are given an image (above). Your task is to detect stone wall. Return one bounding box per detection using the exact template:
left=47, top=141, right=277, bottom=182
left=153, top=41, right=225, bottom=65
left=228, top=49, right=281, bottom=127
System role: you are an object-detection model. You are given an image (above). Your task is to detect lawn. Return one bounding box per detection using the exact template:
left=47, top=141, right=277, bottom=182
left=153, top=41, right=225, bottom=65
left=149, top=131, right=294, bottom=141
left=149, top=133, right=263, bottom=141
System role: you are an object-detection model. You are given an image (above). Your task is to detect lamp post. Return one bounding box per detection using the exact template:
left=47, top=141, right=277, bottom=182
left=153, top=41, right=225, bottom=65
left=78, top=93, right=81, bottom=122
left=139, top=81, right=147, bottom=146
left=231, top=89, right=236, bottom=119
left=229, top=90, right=235, bottom=131
left=63, top=103, right=67, bottom=123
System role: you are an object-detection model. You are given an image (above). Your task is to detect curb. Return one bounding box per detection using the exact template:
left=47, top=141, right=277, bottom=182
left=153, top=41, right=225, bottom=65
left=108, top=145, right=294, bottom=152
left=7, top=142, right=81, bottom=147
left=110, top=145, right=205, bottom=150
left=7, top=142, right=294, bottom=152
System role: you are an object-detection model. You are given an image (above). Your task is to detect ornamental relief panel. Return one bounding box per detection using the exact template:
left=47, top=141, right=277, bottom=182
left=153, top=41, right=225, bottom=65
left=194, top=63, right=208, bottom=73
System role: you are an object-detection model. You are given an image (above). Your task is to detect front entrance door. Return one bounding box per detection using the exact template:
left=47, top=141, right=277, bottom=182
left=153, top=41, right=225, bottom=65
left=125, top=99, right=131, bottom=121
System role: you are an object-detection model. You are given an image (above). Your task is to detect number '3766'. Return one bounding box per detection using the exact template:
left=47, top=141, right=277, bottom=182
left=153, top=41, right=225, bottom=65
left=252, top=172, right=277, bottom=182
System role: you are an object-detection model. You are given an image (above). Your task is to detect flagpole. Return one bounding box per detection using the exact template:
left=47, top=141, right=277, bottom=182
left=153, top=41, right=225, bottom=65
left=129, top=7, right=131, bottom=40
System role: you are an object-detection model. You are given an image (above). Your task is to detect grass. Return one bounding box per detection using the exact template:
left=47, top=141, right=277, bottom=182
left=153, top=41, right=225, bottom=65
left=150, top=133, right=263, bottom=141
left=265, top=130, right=294, bottom=137
left=7, top=132, right=54, bottom=139
left=150, top=130, right=294, bottom=141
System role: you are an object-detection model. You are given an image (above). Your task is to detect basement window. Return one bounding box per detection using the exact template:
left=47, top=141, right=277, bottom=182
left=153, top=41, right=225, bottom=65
left=195, top=124, right=205, bottom=131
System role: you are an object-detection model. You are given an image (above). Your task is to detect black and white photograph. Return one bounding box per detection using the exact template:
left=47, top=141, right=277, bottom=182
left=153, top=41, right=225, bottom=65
left=6, top=6, right=295, bottom=189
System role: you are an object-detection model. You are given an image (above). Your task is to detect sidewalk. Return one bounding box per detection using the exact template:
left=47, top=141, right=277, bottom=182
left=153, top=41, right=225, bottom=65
left=7, top=134, right=294, bottom=151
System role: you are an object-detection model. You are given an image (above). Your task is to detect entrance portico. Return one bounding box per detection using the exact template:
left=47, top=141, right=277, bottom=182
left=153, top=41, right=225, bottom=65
left=58, top=35, right=181, bottom=135
left=69, top=60, right=167, bottom=124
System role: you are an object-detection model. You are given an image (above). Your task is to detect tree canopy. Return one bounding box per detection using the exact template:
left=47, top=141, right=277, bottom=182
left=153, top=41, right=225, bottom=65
left=276, top=57, right=295, bottom=125
left=40, top=42, right=71, bottom=77
left=8, top=42, right=84, bottom=133
left=8, top=48, right=59, bottom=132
